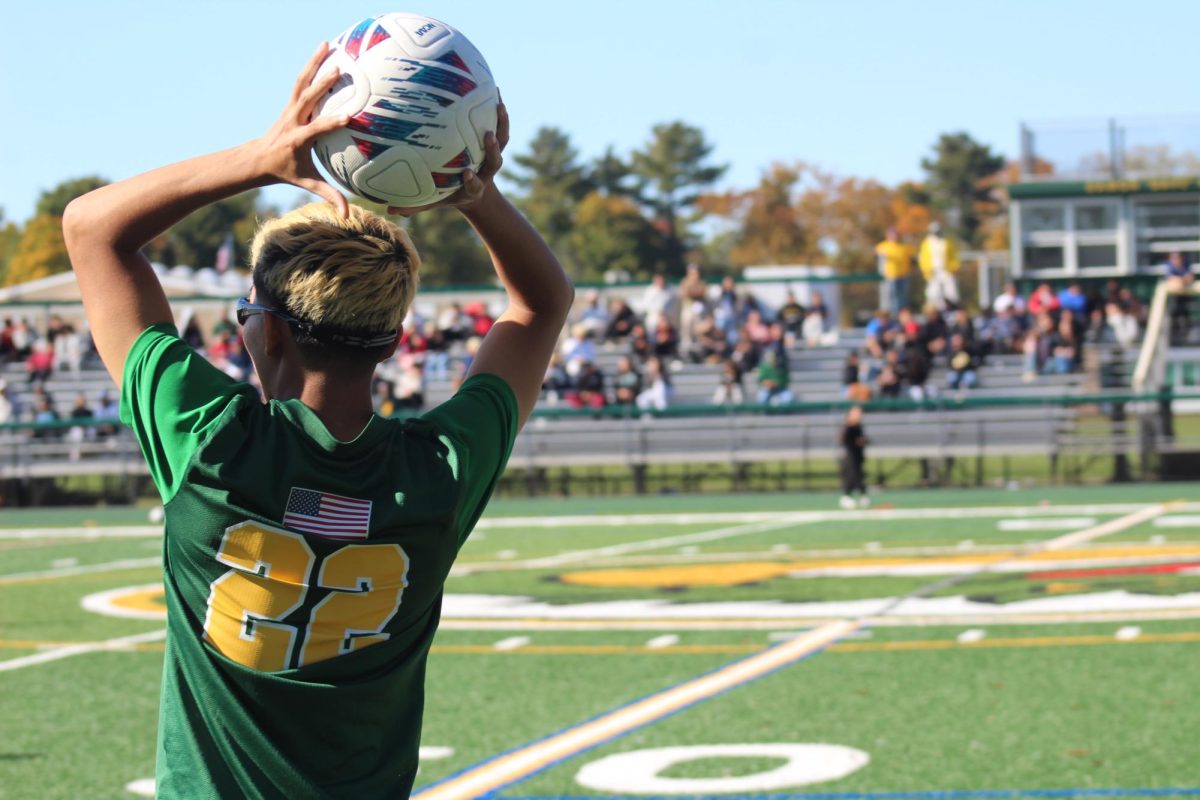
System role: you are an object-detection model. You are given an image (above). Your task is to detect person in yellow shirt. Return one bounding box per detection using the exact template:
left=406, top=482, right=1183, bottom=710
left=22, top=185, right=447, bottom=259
left=918, top=222, right=961, bottom=310
left=875, top=228, right=914, bottom=314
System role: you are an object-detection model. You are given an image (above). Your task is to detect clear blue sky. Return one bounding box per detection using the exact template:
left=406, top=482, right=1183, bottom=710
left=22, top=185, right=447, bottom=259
left=2, top=0, right=1197, bottom=224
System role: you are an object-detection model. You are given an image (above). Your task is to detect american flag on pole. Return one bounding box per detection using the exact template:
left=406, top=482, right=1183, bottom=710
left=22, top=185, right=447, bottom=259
left=283, top=487, right=373, bottom=540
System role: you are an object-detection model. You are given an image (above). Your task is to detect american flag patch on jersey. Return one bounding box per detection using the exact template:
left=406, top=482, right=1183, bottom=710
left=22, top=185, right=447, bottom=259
left=283, top=487, right=372, bottom=540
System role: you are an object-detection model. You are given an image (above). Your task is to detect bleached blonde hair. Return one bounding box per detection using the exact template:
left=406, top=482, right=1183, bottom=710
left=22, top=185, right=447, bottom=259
left=249, top=203, right=419, bottom=342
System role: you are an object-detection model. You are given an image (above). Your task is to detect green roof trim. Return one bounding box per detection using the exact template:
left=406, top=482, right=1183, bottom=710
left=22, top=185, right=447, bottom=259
left=1010, top=177, right=1200, bottom=199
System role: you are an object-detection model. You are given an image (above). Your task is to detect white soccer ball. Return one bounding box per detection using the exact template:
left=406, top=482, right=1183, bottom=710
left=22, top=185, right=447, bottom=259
left=313, top=13, right=498, bottom=209
left=148, top=506, right=165, bottom=524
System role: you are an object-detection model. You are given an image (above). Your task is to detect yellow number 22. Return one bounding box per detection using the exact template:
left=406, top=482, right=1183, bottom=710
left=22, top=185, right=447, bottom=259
left=203, top=521, right=410, bottom=670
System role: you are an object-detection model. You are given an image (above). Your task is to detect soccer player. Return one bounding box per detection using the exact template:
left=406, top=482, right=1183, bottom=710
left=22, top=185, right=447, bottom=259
left=63, top=44, right=572, bottom=797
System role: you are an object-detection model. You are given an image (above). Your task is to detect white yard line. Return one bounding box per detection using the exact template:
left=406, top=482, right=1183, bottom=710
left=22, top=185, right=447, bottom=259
left=0, top=526, right=161, bottom=541
left=471, top=502, right=1200, bottom=530
left=463, top=515, right=817, bottom=572
left=0, top=629, right=166, bottom=673
left=0, top=558, right=161, bottom=584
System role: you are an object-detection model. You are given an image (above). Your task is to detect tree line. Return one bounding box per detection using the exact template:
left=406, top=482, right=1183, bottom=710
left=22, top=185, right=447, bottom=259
left=0, top=124, right=1007, bottom=290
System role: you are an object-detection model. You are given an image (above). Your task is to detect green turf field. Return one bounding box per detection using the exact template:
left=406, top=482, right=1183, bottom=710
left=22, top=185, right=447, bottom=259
left=3, top=484, right=1200, bottom=799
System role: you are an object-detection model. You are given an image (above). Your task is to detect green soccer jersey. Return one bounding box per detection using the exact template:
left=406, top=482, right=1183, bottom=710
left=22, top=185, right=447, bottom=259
left=120, top=324, right=517, bottom=798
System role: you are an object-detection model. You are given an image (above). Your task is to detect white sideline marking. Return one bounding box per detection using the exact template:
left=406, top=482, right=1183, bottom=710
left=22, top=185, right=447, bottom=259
left=125, top=778, right=155, bottom=797
left=482, top=515, right=816, bottom=571
left=420, top=746, right=455, bottom=760
left=997, top=518, right=1096, bottom=531
left=493, top=636, right=530, bottom=651
left=0, top=628, right=166, bottom=672
left=645, top=635, right=680, bottom=649
left=1153, top=515, right=1200, bottom=528
left=0, top=557, right=160, bottom=584
left=957, top=629, right=987, bottom=643
left=50, top=558, right=78, bottom=568
left=0, top=525, right=161, bottom=541
left=1038, top=505, right=1172, bottom=552
left=469, top=503, right=1200, bottom=530
left=1115, top=626, right=1142, bottom=641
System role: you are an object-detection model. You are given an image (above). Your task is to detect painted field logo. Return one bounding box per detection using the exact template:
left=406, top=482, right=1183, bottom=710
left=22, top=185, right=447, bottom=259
left=82, top=584, right=167, bottom=620
left=575, top=744, right=870, bottom=794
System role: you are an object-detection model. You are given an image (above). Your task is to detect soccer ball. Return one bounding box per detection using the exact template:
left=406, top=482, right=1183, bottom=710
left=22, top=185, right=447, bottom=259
left=312, top=13, right=498, bottom=208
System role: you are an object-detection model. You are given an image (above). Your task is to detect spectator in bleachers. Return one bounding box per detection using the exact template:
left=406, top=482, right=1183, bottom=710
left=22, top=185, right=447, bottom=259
left=1164, top=251, right=1195, bottom=344
left=945, top=333, right=979, bottom=391
left=1056, top=315, right=1082, bottom=373
left=755, top=344, right=793, bottom=406
left=0, top=380, right=13, bottom=424
left=839, top=405, right=869, bottom=509
left=1056, top=282, right=1088, bottom=319
left=394, top=363, right=425, bottom=410
left=182, top=317, right=206, bottom=350
left=678, top=264, right=709, bottom=350
left=95, top=390, right=119, bottom=437
left=604, top=298, right=637, bottom=341
left=51, top=322, right=82, bottom=375
left=688, top=315, right=730, bottom=364
left=464, top=302, right=495, bottom=337
left=32, top=394, right=59, bottom=439
left=419, top=321, right=449, bottom=381
left=875, top=227, right=914, bottom=315
left=67, top=392, right=95, bottom=460
left=612, top=356, right=642, bottom=406
left=652, top=318, right=680, bottom=361
left=642, top=273, right=677, bottom=332
left=561, top=324, right=596, bottom=377
left=841, top=350, right=860, bottom=396
left=207, top=325, right=235, bottom=361
left=729, top=329, right=760, bottom=377
left=629, top=323, right=653, bottom=363
left=222, top=337, right=252, bottom=382
left=945, top=308, right=974, bottom=345
left=918, top=222, right=960, bottom=311
left=896, top=307, right=920, bottom=339
left=635, top=356, right=673, bottom=410
left=777, top=292, right=806, bottom=340
left=566, top=360, right=606, bottom=410
left=10, top=319, right=32, bottom=360
left=713, top=276, right=740, bottom=343
left=919, top=304, right=949, bottom=358
left=864, top=310, right=898, bottom=359
left=576, top=289, right=609, bottom=337
left=876, top=356, right=902, bottom=400
left=542, top=353, right=572, bottom=404
left=1027, top=282, right=1060, bottom=316
left=26, top=339, right=53, bottom=383
left=801, top=307, right=829, bottom=347
left=1103, top=301, right=1139, bottom=347
left=372, top=378, right=397, bottom=417
left=973, top=308, right=1015, bottom=356
left=743, top=308, right=771, bottom=345
left=713, top=359, right=744, bottom=405
left=903, top=336, right=934, bottom=401
left=437, top=301, right=471, bottom=344
left=993, top=282, right=1026, bottom=315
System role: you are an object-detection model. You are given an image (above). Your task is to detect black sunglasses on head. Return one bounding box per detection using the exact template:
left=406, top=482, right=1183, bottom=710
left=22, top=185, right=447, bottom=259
left=234, top=297, right=397, bottom=349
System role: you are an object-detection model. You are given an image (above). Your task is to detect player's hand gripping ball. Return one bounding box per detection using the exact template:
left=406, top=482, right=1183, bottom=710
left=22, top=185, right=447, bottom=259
left=312, top=13, right=499, bottom=210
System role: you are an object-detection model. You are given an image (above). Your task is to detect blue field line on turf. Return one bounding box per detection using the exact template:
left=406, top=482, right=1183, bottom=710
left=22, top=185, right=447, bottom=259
left=499, top=789, right=1200, bottom=799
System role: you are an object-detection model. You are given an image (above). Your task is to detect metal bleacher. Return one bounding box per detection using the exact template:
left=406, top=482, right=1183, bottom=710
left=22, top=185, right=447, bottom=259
left=0, top=328, right=1099, bottom=484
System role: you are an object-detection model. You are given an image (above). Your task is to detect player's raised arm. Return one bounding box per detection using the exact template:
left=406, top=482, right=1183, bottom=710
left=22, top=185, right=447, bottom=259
left=62, top=43, right=351, bottom=387
left=395, top=102, right=573, bottom=427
